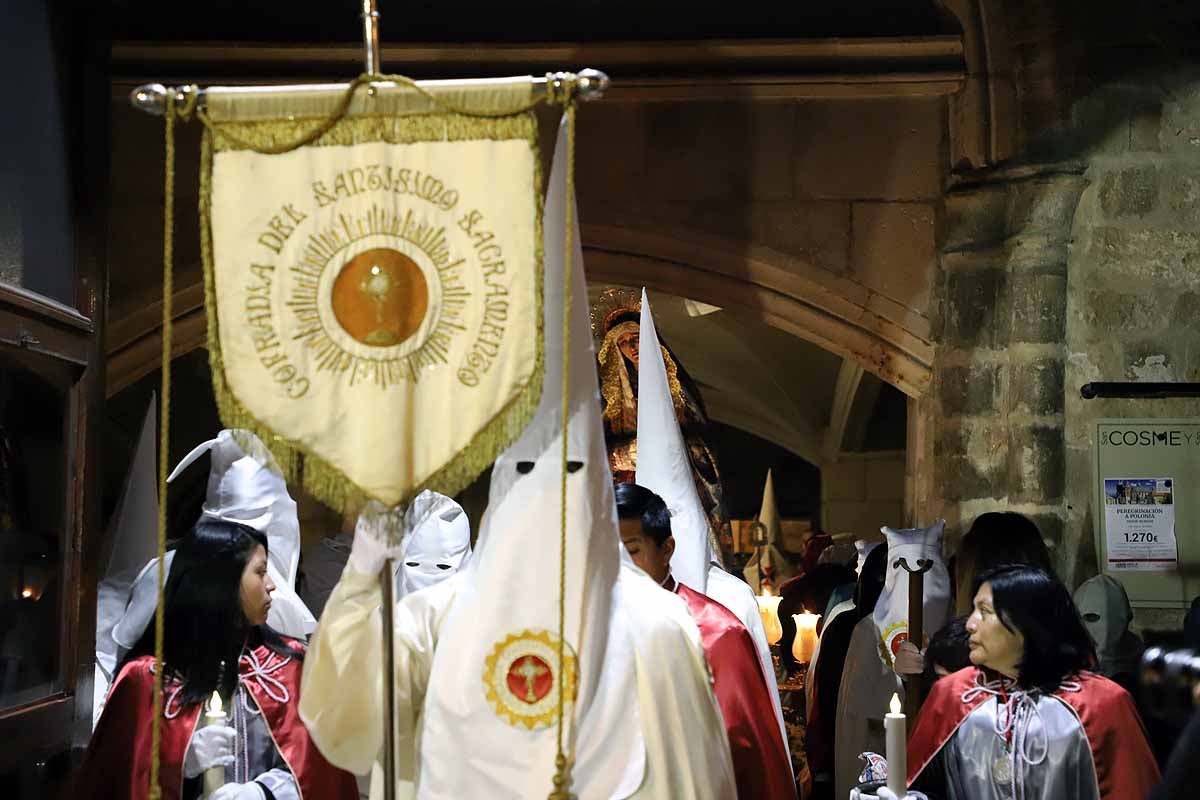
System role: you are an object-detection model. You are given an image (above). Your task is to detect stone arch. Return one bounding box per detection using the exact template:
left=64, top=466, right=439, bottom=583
left=106, top=225, right=937, bottom=402
left=582, top=224, right=934, bottom=398
left=937, top=0, right=1018, bottom=167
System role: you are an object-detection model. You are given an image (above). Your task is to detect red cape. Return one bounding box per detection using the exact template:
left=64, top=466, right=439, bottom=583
left=76, top=640, right=358, bottom=800
left=907, top=667, right=1160, bottom=800
left=674, top=579, right=798, bottom=800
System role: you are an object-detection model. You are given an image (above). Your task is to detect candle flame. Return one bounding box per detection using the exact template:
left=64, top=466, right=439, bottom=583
left=890, top=693, right=902, bottom=715
left=207, top=690, right=223, bottom=714
left=20, top=588, right=32, bottom=599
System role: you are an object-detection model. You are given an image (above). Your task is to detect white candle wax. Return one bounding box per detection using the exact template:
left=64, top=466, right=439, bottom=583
left=884, top=692, right=906, bottom=798
left=204, top=690, right=227, bottom=795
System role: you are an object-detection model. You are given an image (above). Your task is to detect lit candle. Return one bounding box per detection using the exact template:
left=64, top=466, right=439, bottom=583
left=204, top=690, right=227, bottom=795
left=791, top=610, right=820, bottom=665
left=755, top=593, right=783, bottom=645
left=885, top=692, right=906, bottom=798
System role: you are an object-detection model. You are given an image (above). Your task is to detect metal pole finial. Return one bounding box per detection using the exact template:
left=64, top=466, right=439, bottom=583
left=576, top=69, right=610, bottom=101
left=361, top=0, right=381, bottom=76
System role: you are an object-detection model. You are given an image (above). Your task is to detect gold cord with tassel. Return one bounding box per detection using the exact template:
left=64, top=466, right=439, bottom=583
left=548, top=98, right=578, bottom=800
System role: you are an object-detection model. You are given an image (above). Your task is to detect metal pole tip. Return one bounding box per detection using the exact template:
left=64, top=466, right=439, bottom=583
left=576, top=69, right=610, bottom=101
left=130, top=83, right=168, bottom=116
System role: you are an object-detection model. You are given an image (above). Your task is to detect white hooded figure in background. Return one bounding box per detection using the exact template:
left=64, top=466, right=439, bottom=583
left=103, top=425, right=318, bottom=723
left=1074, top=574, right=1143, bottom=679
left=742, top=469, right=797, bottom=592
left=93, top=395, right=158, bottom=728
left=167, top=428, right=316, bottom=639
left=301, top=114, right=735, bottom=800
left=835, top=520, right=949, bottom=800
left=854, top=538, right=881, bottom=576
left=393, top=489, right=472, bottom=599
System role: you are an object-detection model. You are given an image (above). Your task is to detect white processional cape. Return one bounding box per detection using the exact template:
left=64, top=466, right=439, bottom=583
left=93, top=395, right=158, bottom=728
left=416, top=116, right=645, bottom=798
left=871, top=520, right=950, bottom=665
left=633, top=290, right=709, bottom=594
left=393, top=489, right=472, bottom=598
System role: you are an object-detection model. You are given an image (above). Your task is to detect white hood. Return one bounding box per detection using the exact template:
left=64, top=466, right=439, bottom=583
left=854, top=539, right=881, bottom=576
left=634, top=289, right=709, bottom=594
left=394, top=489, right=472, bottom=598
left=94, top=394, right=158, bottom=727
left=1073, top=574, right=1135, bottom=672
left=742, top=469, right=796, bottom=592
left=871, top=520, right=950, bottom=667
left=417, top=114, right=643, bottom=798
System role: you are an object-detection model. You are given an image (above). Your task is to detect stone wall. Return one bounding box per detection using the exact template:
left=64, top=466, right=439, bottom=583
left=820, top=451, right=905, bottom=543
left=576, top=97, right=942, bottom=333
left=1063, top=75, right=1200, bottom=626
left=929, top=69, right=1200, bottom=625
left=927, top=163, right=1086, bottom=572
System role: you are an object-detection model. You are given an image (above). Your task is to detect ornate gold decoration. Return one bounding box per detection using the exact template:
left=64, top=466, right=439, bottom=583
left=588, top=286, right=641, bottom=341
left=483, top=629, right=577, bottom=730
left=879, top=619, right=913, bottom=666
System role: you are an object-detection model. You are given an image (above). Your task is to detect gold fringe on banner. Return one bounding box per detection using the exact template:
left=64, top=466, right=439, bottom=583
left=197, top=105, right=545, bottom=514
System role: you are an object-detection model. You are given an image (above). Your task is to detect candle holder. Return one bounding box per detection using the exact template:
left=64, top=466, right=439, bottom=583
left=791, top=610, right=819, bottom=665
left=755, top=593, right=783, bottom=645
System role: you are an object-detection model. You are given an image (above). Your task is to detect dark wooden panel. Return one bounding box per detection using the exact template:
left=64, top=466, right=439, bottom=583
left=0, top=696, right=74, bottom=772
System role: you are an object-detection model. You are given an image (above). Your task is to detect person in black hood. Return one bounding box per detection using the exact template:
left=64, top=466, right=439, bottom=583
left=803, top=542, right=888, bottom=800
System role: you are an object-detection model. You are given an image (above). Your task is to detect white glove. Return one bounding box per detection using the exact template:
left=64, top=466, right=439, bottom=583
left=348, top=500, right=405, bottom=577
left=206, top=782, right=266, bottom=800
left=183, top=724, right=235, bottom=779
left=892, top=640, right=925, bottom=676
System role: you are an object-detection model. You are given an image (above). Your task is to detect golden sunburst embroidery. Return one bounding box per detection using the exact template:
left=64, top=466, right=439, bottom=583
left=483, top=629, right=578, bottom=730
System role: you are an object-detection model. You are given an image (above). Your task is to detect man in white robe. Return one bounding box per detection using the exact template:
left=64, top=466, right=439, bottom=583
left=299, top=114, right=736, bottom=800
left=632, top=286, right=791, bottom=768
left=393, top=489, right=472, bottom=600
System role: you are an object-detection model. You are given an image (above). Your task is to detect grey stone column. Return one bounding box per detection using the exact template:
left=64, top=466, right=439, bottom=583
left=926, top=162, right=1087, bottom=580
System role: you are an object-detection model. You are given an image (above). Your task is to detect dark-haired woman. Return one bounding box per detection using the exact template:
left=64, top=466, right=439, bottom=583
left=907, top=565, right=1160, bottom=800
left=77, top=520, right=357, bottom=800
left=953, top=512, right=1053, bottom=615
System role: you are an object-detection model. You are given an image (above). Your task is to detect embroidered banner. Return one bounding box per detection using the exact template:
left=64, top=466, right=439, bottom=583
left=200, top=87, right=543, bottom=510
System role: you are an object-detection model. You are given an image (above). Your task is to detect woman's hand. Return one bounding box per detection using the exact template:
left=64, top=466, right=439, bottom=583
left=206, top=782, right=266, bottom=800
left=893, top=639, right=926, bottom=676
left=183, top=724, right=235, bottom=779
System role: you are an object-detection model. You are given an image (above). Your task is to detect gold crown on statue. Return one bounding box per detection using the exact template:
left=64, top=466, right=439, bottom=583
left=589, top=286, right=642, bottom=341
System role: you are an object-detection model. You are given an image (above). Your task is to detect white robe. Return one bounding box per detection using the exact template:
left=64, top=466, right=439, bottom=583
left=834, top=615, right=901, bottom=800
left=300, top=562, right=736, bottom=800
